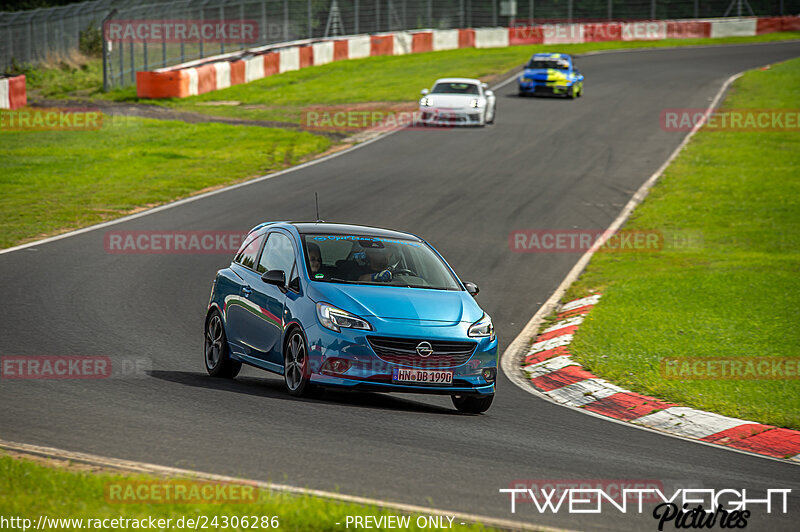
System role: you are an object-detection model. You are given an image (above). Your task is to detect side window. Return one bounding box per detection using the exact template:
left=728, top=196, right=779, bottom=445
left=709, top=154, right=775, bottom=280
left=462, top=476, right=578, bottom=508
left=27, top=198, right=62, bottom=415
left=257, top=233, right=296, bottom=278
left=234, top=233, right=265, bottom=270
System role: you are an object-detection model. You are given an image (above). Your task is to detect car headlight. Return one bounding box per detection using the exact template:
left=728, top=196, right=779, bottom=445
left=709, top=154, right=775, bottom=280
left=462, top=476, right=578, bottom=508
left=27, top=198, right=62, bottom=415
left=470, top=98, right=483, bottom=108
left=316, top=302, right=372, bottom=333
left=520, top=77, right=532, bottom=83
left=468, top=313, right=495, bottom=341
left=420, top=97, right=432, bottom=107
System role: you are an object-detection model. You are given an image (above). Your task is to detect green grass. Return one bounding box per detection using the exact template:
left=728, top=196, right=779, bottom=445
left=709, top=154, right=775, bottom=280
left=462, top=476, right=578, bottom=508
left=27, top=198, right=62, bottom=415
left=12, top=56, right=104, bottom=100
left=0, top=115, right=330, bottom=249
left=0, top=454, right=497, bottom=531
left=563, top=58, right=800, bottom=430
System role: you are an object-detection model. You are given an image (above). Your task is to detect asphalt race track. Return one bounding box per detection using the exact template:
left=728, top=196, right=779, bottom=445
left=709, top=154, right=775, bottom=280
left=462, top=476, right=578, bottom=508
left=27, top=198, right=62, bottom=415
left=2, top=43, right=799, bottom=531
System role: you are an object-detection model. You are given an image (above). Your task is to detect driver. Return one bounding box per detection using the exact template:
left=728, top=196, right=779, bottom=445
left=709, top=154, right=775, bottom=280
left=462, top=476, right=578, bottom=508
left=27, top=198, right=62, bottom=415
left=357, top=246, right=393, bottom=282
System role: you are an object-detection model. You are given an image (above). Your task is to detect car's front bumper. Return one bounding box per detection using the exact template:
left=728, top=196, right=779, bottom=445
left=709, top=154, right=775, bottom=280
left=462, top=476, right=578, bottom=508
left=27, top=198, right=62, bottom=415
left=419, top=108, right=484, bottom=125
left=304, top=320, right=499, bottom=395
left=518, top=80, right=572, bottom=95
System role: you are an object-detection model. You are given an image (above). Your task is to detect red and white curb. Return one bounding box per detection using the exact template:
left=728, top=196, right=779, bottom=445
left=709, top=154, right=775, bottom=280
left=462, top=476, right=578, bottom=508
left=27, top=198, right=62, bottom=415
left=523, top=294, right=800, bottom=462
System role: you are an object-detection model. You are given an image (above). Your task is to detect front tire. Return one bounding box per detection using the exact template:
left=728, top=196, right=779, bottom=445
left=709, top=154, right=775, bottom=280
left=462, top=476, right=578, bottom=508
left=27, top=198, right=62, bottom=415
left=452, top=394, right=494, bottom=414
left=284, top=328, right=314, bottom=397
left=204, top=310, right=241, bottom=378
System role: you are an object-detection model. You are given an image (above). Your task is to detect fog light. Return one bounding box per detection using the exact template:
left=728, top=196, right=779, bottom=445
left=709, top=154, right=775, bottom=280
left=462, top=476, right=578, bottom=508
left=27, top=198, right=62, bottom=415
left=320, top=357, right=351, bottom=375
left=482, top=368, right=496, bottom=382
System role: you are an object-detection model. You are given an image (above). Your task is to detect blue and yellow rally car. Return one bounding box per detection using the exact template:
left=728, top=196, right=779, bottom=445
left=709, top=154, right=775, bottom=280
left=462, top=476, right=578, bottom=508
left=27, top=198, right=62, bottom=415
left=518, top=53, right=584, bottom=98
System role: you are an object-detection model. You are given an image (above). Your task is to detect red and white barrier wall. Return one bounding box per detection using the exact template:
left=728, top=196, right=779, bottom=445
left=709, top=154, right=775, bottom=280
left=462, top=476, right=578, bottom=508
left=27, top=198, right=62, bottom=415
left=0, top=75, right=26, bottom=109
left=136, top=16, right=800, bottom=99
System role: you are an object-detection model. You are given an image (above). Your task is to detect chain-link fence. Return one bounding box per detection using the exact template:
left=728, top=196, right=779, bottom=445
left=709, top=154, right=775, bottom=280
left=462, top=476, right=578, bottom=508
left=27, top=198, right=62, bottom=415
left=2, top=0, right=798, bottom=86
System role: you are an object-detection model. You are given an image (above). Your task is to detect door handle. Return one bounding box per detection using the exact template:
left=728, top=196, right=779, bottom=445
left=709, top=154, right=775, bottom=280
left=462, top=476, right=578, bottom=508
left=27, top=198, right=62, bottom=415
left=242, top=285, right=252, bottom=297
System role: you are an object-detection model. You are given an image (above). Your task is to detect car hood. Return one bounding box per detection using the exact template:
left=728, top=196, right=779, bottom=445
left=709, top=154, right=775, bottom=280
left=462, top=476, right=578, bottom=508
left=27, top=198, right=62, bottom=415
left=306, top=282, right=483, bottom=324
left=423, top=93, right=479, bottom=109
left=522, top=68, right=569, bottom=82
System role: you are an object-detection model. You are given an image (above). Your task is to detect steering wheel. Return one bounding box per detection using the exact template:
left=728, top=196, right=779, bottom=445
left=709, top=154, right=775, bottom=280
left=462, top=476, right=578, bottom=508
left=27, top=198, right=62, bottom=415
left=388, top=259, right=417, bottom=278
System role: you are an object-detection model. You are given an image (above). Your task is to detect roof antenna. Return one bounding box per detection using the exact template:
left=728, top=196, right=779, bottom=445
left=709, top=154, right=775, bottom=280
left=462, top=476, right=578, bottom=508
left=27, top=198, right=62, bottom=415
left=315, top=192, right=323, bottom=223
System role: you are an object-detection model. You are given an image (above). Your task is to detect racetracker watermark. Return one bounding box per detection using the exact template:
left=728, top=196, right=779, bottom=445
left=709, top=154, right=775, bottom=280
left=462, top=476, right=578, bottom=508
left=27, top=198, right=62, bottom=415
left=105, top=480, right=257, bottom=504
left=104, top=20, right=259, bottom=43
left=510, top=229, right=662, bottom=253
left=104, top=231, right=247, bottom=254
left=301, top=105, right=431, bottom=132
left=510, top=229, right=704, bottom=253
left=661, top=109, right=800, bottom=132
left=0, top=356, right=151, bottom=379
left=511, top=21, right=665, bottom=41
left=0, top=108, right=102, bottom=131
left=661, top=357, right=800, bottom=380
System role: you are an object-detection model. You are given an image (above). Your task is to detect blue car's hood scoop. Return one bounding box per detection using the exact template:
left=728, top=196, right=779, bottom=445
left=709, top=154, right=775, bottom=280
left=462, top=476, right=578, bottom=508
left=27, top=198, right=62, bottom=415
left=307, top=283, right=481, bottom=324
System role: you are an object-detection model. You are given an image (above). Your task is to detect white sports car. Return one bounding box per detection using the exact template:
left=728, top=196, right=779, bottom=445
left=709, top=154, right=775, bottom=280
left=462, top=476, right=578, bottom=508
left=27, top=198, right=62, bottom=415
left=418, top=78, right=496, bottom=127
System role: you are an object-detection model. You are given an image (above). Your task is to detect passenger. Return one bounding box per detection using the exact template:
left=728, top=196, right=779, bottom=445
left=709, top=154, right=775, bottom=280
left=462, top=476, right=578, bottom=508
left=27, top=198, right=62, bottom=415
left=307, top=242, right=332, bottom=277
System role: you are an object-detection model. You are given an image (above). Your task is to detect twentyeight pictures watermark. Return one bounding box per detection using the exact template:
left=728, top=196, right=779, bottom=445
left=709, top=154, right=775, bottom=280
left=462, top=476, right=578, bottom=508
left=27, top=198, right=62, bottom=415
left=661, top=109, right=800, bottom=132
left=499, top=485, right=792, bottom=530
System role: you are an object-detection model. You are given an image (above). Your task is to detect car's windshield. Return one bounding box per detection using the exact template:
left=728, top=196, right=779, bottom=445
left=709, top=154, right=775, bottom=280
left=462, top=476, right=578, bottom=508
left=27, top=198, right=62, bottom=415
left=526, top=59, right=569, bottom=70
left=301, top=234, right=462, bottom=290
left=431, top=82, right=479, bottom=95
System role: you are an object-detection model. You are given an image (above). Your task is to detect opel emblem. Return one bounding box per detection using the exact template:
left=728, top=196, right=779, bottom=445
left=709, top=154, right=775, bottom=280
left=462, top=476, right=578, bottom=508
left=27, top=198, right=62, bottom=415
left=416, top=341, right=433, bottom=357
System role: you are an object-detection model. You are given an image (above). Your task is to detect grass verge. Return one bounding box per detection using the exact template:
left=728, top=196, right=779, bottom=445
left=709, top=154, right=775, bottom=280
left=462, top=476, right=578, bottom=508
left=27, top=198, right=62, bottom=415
left=0, top=453, right=496, bottom=531
left=0, top=115, right=330, bottom=249
left=563, top=58, right=800, bottom=429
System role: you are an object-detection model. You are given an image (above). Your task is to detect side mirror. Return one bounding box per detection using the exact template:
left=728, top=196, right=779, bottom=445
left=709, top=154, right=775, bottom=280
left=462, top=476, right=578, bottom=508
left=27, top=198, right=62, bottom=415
left=261, top=269, right=286, bottom=287
left=421, top=88, right=429, bottom=95
left=463, top=281, right=479, bottom=297
left=485, top=89, right=494, bottom=97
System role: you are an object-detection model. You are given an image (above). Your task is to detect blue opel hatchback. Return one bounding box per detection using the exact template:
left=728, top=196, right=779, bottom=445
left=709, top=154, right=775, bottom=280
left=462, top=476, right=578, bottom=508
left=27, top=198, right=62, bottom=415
left=204, top=222, right=498, bottom=413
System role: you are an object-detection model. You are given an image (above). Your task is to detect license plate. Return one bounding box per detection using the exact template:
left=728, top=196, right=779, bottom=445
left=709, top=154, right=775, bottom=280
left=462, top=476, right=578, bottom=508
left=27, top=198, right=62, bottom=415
left=392, top=368, right=453, bottom=385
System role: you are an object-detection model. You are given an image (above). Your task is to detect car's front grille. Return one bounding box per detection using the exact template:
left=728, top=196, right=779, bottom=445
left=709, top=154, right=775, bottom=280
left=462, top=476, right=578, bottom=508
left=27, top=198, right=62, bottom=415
left=367, top=336, right=477, bottom=368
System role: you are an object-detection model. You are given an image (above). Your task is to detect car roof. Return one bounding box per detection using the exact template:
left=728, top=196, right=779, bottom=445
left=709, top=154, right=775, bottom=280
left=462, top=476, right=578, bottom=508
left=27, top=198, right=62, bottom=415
left=433, top=77, right=481, bottom=85
left=252, top=222, right=423, bottom=242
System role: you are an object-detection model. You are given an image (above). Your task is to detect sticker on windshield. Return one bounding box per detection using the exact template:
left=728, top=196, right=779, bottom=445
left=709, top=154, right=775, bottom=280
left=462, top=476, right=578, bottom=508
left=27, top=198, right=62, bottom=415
left=311, top=235, right=421, bottom=247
